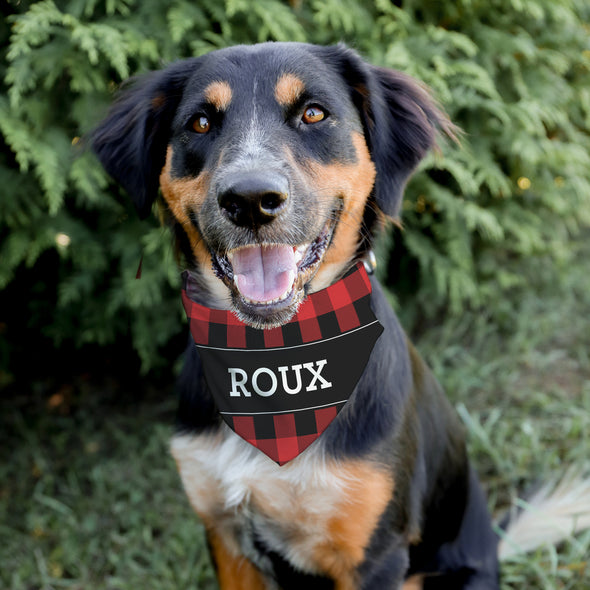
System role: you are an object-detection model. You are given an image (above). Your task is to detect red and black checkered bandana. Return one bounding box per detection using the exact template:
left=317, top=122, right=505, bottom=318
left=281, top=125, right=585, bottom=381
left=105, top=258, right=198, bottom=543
left=181, top=262, right=383, bottom=465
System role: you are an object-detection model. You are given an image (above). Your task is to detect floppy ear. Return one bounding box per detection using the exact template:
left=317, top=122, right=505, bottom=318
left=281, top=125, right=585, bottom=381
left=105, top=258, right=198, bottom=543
left=321, top=45, right=457, bottom=218
left=91, top=59, right=199, bottom=218
left=363, top=65, right=458, bottom=217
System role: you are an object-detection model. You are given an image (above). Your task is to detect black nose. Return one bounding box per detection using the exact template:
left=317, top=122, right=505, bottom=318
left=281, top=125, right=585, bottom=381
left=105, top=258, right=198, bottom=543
left=218, top=172, right=289, bottom=227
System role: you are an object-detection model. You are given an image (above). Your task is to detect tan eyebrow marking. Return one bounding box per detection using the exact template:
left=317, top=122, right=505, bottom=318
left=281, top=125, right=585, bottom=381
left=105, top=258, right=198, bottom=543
left=274, top=73, right=306, bottom=107
left=204, top=81, right=233, bottom=111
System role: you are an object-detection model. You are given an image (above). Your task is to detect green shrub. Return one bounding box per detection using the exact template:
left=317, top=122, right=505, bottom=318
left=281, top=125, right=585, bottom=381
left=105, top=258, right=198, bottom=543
left=1, top=0, right=589, bottom=372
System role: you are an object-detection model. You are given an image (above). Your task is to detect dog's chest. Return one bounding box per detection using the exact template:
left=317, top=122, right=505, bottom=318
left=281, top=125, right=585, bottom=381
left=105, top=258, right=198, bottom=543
left=170, top=428, right=393, bottom=577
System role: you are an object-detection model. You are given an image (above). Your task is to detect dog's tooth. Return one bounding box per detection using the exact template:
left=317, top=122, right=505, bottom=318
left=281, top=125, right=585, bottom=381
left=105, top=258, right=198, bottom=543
left=294, top=244, right=308, bottom=264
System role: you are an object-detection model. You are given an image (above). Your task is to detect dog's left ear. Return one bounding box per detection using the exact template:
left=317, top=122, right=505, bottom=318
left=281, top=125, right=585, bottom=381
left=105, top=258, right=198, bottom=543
left=318, top=45, right=457, bottom=218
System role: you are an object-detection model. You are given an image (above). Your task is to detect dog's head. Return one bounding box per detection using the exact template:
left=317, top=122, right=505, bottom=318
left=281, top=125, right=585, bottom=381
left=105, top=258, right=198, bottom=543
left=92, top=43, right=453, bottom=328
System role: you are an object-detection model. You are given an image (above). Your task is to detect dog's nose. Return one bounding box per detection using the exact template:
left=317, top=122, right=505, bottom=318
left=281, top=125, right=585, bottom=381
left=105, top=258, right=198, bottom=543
left=218, top=172, right=289, bottom=227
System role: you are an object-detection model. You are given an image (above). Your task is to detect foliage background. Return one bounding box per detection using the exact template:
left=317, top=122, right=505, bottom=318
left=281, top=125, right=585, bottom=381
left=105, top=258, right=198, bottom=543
left=1, top=1, right=590, bottom=588
left=2, top=0, right=590, bottom=375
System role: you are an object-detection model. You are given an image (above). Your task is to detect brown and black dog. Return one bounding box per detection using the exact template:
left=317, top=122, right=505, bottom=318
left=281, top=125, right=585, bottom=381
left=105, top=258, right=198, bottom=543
left=92, top=43, right=501, bottom=589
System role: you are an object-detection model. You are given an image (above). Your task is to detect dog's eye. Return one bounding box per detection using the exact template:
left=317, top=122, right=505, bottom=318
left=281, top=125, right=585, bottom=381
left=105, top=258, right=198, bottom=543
left=302, top=105, right=326, bottom=125
left=192, top=115, right=211, bottom=134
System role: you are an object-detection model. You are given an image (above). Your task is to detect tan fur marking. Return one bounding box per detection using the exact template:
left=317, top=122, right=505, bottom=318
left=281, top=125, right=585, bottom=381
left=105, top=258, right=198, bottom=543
left=159, top=146, right=234, bottom=303
left=306, top=132, right=378, bottom=291
left=204, top=80, right=233, bottom=111
left=159, top=146, right=211, bottom=261
left=403, top=575, right=425, bottom=590
left=311, top=462, right=393, bottom=588
left=207, top=528, right=270, bottom=589
left=275, top=73, right=306, bottom=107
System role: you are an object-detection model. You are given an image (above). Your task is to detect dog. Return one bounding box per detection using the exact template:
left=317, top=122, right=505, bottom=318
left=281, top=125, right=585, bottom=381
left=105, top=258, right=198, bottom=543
left=92, top=42, right=502, bottom=589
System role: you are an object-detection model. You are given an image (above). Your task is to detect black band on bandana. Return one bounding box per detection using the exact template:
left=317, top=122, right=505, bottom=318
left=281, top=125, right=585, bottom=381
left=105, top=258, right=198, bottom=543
left=181, top=262, right=383, bottom=465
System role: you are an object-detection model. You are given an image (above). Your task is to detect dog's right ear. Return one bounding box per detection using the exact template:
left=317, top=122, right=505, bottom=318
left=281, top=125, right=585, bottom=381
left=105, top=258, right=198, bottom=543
left=91, top=59, right=199, bottom=218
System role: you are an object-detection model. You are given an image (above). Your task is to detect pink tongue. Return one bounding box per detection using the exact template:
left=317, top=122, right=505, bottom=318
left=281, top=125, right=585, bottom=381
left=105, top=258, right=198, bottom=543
left=232, top=245, right=297, bottom=303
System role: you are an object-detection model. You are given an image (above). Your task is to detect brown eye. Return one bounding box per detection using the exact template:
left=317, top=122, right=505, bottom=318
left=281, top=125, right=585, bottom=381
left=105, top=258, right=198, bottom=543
left=192, top=115, right=211, bottom=134
left=302, top=105, right=325, bottom=125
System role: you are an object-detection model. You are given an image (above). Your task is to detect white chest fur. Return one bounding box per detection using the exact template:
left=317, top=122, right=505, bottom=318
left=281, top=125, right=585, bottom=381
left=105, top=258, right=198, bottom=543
left=170, top=426, right=369, bottom=575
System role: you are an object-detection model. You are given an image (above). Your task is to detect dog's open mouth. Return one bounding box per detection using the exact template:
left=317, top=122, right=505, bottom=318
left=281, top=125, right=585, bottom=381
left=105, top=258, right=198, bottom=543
left=212, top=219, right=335, bottom=326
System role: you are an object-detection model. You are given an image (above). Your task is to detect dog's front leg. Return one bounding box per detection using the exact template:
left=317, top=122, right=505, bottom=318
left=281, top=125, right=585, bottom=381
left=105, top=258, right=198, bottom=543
left=206, top=527, right=274, bottom=590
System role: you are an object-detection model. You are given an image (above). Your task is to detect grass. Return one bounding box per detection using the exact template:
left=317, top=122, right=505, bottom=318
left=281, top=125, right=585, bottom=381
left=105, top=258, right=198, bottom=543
left=0, top=385, right=217, bottom=590
left=416, top=239, right=590, bottom=589
left=1, top=238, right=589, bottom=589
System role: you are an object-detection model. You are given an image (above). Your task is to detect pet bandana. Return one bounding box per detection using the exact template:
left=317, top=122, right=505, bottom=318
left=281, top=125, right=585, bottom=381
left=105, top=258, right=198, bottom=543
left=181, top=262, right=383, bottom=465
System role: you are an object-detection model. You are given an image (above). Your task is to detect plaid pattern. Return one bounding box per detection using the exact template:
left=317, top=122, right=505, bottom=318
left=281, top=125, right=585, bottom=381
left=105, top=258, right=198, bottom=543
left=182, top=262, right=373, bottom=348
left=230, top=403, right=344, bottom=465
left=181, top=262, right=381, bottom=465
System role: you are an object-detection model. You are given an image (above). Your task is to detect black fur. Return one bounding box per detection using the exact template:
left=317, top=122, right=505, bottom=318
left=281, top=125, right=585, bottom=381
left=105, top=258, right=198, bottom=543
left=92, top=43, right=499, bottom=589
